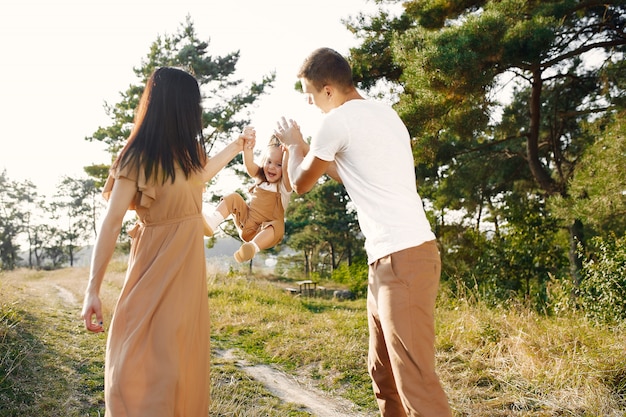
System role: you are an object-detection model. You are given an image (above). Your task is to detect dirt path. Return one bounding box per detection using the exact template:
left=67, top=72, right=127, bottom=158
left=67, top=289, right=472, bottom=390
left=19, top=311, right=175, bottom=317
left=1, top=268, right=372, bottom=417
left=215, top=348, right=371, bottom=417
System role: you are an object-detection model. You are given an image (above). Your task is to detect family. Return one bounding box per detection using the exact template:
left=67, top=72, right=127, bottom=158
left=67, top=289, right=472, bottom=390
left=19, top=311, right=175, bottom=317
left=80, top=48, right=453, bottom=417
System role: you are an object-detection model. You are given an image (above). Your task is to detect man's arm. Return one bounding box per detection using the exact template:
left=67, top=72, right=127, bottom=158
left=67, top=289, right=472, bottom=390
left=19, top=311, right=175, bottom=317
left=276, top=117, right=341, bottom=194
left=285, top=143, right=330, bottom=194
left=323, top=161, right=341, bottom=183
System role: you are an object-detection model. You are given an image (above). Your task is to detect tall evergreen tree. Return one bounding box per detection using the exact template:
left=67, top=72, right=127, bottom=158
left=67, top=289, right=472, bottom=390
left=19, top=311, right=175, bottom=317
left=347, top=0, right=626, bottom=285
left=85, top=16, right=275, bottom=181
left=53, top=177, right=102, bottom=266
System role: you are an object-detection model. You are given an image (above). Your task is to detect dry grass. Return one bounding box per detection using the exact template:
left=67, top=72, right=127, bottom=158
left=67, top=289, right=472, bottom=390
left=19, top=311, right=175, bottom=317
left=1, top=263, right=626, bottom=416
left=436, top=299, right=626, bottom=416
left=0, top=267, right=108, bottom=416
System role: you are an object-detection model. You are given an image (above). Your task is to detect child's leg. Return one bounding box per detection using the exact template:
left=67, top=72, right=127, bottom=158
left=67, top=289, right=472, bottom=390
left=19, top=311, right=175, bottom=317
left=215, top=200, right=230, bottom=219
left=203, top=204, right=225, bottom=237
left=234, top=226, right=276, bottom=263
left=205, top=201, right=228, bottom=227
left=203, top=195, right=244, bottom=237
left=251, top=226, right=276, bottom=251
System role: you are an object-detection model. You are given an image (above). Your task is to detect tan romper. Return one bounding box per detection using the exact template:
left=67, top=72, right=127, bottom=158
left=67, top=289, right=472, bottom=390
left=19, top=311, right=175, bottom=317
left=221, top=182, right=285, bottom=248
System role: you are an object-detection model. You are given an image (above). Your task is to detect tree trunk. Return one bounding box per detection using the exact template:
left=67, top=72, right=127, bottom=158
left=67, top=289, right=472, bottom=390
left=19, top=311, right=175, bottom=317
left=527, top=67, right=559, bottom=194
left=304, top=250, right=310, bottom=277
left=330, top=241, right=336, bottom=273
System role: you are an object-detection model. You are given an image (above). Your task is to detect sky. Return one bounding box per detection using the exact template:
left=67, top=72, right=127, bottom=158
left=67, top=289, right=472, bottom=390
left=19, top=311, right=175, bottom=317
left=0, top=0, right=394, bottom=198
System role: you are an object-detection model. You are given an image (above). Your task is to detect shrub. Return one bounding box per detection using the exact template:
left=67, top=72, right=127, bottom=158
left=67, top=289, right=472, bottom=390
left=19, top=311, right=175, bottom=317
left=331, top=261, right=368, bottom=297
left=577, top=233, right=626, bottom=323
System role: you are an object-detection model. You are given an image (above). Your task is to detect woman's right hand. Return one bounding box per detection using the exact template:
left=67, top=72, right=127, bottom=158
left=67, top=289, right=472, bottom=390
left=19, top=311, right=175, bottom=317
left=244, top=136, right=256, bottom=150
left=240, top=126, right=256, bottom=150
left=81, top=292, right=105, bottom=333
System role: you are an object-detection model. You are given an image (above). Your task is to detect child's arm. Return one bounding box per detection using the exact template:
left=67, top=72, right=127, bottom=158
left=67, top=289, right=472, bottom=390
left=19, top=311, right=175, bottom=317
left=281, top=145, right=292, bottom=192
left=242, top=131, right=260, bottom=178
left=276, top=119, right=341, bottom=186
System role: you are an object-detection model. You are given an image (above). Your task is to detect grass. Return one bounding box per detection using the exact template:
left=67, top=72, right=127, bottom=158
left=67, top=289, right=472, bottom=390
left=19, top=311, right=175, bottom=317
left=434, top=294, right=626, bottom=416
left=208, top=273, right=374, bottom=410
left=210, top=358, right=312, bottom=416
left=1, top=263, right=626, bottom=416
left=0, top=269, right=106, bottom=416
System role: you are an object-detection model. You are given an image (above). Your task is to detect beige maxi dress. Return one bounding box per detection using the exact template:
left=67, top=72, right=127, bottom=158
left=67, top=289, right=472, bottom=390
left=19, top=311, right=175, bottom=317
left=102, top=162, right=210, bottom=417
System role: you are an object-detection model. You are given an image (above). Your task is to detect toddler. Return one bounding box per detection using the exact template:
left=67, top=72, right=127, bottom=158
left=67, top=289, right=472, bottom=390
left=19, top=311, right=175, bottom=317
left=203, top=130, right=292, bottom=262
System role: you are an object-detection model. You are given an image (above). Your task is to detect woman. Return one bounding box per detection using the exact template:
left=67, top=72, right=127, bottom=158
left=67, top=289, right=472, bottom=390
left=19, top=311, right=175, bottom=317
left=81, top=67, right=250, bottom=416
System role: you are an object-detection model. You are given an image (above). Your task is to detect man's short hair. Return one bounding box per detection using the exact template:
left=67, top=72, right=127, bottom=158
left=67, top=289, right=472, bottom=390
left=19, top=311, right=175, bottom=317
left=297, top=47, right=354, bottom=92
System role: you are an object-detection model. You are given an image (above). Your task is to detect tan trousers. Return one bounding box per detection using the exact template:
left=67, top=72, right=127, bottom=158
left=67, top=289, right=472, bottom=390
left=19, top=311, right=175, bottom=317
left=367, top=240, right=452, bottom=417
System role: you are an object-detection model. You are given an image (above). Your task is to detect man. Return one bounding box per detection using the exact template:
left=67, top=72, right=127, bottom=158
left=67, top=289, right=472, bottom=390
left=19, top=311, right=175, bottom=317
left=274, top=47, right=452, bottom=417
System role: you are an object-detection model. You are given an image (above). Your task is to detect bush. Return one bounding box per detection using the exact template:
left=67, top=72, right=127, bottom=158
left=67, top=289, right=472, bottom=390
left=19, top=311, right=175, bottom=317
left=331, top=261, right=368, bottom=297
left=577, top=233, right=626, bottom=323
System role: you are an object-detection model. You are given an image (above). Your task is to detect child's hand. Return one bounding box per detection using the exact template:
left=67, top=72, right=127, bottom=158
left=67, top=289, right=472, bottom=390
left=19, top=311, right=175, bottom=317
left=274, top=117, right=302, bottom=147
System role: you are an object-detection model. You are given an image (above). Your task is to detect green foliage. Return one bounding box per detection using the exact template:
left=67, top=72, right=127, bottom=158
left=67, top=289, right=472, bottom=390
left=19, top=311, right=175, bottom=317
left=443, top=193, right=569, bottom=311
left=577, top=234, right=626, bottom=324
left=0, top=172, right=72, bottom=270
left=348, top=0, right=626, bottom=292
left=330, top=260, right=368, bottom=297
left=0, top=173, right=105, bottom=270
left=53, top=176, right=102, bottom=266
left=0, top=171, right=31, bottom=270
left=344, top=9, right=412, bottom=89
left=285, top=179, right=364, bottom=278
left=550, top=111, right=626, bottom=239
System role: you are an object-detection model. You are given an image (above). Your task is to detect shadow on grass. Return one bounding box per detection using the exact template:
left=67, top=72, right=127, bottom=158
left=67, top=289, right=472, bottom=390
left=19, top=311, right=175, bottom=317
left=299, top=298, right=363, bottom=314
left=0, top=301, right=106, bottom=417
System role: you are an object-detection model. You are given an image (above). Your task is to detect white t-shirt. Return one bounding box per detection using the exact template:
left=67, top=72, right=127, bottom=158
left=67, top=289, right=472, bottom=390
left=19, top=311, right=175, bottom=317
left=309, top=99, right=436, bottom=264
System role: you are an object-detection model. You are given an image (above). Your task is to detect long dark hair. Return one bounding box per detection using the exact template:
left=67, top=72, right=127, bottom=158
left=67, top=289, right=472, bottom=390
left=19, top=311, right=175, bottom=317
left=113, top=67, right=206, bottom=184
